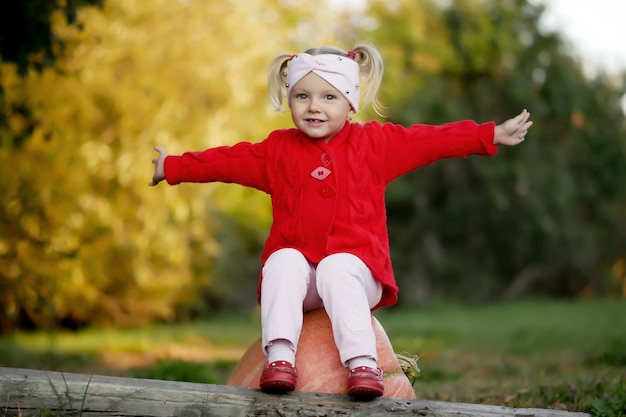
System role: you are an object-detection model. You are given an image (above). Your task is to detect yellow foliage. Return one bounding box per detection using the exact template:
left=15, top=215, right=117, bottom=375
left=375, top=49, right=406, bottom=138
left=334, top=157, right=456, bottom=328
left=0, top=0, right=367, bottom=329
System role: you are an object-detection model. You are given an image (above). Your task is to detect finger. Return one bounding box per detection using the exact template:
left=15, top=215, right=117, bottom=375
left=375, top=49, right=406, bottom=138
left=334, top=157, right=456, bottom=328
left=519, top=111, right=528, bottom=125
left=517, top=109, right=530, bottom=126
left=508, top=111, right=526, bottom=130
left=523, top=120, right=533, bottom=130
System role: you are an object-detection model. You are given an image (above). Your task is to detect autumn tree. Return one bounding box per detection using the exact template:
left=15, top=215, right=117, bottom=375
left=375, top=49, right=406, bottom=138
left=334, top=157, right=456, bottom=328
left=0, top=0, right=363, bottom=331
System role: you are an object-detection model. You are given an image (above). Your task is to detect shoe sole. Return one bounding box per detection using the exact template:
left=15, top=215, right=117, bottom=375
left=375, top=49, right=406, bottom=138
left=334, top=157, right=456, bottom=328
left=348, top=385, right=384, bottom=400
left=260, top=381, right=296, bottom=393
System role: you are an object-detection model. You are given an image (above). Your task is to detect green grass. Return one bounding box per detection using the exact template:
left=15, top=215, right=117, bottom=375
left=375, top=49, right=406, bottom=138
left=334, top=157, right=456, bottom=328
left=376, top=299, right=626, bottom=414
left=0, top=312, right=260, bottom=377
left=1, top=299, right=624, bottom=415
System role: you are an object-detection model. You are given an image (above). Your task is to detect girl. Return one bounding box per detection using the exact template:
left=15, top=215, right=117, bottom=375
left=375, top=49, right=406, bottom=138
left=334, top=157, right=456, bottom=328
left=149, top=44, right=532, bottom=400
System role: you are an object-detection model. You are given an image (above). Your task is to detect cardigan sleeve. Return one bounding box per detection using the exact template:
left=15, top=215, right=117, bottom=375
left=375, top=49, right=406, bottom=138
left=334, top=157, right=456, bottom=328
left=164, top=140, right=272, bottom=194
left=379, top=120, right=498, bottom=183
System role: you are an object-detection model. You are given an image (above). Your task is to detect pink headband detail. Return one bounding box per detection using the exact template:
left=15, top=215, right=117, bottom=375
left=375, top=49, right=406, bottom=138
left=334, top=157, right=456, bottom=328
left=286, top=53, right=361, bottom=112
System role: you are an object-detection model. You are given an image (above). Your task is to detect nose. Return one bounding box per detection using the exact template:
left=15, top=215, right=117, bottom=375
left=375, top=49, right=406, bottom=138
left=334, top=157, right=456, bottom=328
left=308, top=97, right=320, bottom=112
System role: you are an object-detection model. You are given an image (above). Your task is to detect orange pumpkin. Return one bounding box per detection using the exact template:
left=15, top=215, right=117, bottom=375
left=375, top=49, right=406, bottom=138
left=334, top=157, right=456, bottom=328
left=228, top=308, right=416, bottom=399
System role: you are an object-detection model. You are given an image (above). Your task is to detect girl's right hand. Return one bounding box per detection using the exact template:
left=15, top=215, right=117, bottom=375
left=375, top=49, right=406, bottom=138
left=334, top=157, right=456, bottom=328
left=149, top=146, right=168, bottom=186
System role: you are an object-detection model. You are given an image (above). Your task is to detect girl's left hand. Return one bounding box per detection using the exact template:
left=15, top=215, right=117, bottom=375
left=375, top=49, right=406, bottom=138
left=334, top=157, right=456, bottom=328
left=494, top=109, right=533, bottom=146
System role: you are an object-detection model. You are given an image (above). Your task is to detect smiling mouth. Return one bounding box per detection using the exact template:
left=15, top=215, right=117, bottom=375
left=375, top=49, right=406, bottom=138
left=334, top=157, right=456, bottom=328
left=305, top=118, right=325, bottom=123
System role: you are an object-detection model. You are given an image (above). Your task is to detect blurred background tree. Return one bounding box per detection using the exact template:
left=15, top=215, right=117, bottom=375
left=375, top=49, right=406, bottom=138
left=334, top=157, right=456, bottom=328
left=0, top=0, right=624, bottom=332
left=370, top=0, right=626, bottom=305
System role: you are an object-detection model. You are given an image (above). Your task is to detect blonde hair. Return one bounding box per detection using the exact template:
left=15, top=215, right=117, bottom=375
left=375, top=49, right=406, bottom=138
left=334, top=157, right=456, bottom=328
left=268, top=44, right=385, bottom=116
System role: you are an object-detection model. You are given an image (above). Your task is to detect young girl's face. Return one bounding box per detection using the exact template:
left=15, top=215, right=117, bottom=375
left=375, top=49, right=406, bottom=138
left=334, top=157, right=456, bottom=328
left=289, top=72, right=355, bottom=143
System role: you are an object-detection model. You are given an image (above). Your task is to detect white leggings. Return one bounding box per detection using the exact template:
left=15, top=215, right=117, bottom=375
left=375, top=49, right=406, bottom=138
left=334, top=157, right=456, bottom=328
left=260, top=248, right=383, bottom=365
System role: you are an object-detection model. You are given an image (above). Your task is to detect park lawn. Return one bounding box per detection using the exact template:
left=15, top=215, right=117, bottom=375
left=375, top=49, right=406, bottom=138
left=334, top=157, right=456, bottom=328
left=375, top=299, right=626, bottom=412
left=0, top=298, right=624, bottom=414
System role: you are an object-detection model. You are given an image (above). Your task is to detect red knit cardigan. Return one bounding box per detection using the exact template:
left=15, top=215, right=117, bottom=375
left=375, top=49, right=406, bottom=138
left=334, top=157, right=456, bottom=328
left=164, top=120, right=497, bottom=309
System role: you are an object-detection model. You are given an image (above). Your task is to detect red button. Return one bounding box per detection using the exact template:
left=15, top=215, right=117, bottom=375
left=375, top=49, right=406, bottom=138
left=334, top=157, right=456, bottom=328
left=311, top=166, right=331, bottom=180
left=318, top=185, right=336, bottom=198
left=321, top=152, right=332, bottom=167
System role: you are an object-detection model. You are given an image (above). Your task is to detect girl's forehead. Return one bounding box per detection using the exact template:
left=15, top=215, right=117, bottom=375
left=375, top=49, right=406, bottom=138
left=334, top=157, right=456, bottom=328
left=291, top=72, right=340, bottom=92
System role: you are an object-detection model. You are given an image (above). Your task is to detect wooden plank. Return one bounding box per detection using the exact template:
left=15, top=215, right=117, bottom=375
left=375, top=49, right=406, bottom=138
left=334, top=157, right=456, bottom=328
left=0, top=367, right=590, bottom=417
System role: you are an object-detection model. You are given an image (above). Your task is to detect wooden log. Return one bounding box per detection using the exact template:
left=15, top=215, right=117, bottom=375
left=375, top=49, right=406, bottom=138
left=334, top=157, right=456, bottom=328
left=0, top=367, right=590, bottom=417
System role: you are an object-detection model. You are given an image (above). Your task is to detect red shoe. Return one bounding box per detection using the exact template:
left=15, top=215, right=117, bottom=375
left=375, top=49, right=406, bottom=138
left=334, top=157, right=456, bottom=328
left=260, top=360, right=297, bottom=393
left=347, top=366, right=384, bottom=400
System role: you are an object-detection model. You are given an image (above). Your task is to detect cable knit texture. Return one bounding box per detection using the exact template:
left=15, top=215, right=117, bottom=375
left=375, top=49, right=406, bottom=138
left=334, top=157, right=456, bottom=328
left=164, top=120, right=497, bottom=309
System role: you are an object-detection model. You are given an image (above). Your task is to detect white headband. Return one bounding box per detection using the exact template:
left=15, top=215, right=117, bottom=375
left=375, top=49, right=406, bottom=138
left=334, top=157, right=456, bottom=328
left=286, top=53, right=361, bottom=112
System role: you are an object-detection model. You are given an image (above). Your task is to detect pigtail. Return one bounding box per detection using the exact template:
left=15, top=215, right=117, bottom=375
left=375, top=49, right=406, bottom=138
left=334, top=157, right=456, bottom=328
left=351, top=44, right=385, bottom=116
left=268, top=53, right=292, bottom=112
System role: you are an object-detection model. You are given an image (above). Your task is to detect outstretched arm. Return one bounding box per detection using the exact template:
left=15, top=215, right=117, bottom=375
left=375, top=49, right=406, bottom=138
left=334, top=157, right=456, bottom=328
left=494, top=109, right=533, bottom=146
left=149, top=141, right=272, bottom=192
left=149, top=146, right=168, bottom=186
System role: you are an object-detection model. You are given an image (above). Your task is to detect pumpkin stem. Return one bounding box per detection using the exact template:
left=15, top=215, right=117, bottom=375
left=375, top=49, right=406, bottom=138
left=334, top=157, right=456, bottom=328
left=395, top=352, right=421, bottom=385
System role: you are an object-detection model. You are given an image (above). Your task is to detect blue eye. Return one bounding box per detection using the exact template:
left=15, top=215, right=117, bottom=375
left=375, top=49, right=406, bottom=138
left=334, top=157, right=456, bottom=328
left=325, top=94, right=336, bottom=100
left=296, top=93, right=308, bottom=100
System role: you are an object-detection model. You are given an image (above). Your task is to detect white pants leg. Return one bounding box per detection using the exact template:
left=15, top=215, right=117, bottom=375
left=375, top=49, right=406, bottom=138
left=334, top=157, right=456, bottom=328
left=315, top=253, right=382, bottom=365
left=261, top=248, right=382, bottom=366
left=260, top=248, right=322, bottom=353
